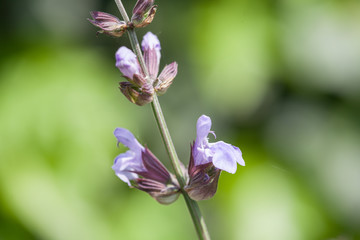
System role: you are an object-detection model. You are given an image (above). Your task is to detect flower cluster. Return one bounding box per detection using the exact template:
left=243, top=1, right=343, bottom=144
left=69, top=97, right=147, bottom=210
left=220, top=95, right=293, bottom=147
left=113, top=115, right=244, bottom=203
left=115, top=32, right=178, bottom=105
left=88, top=0, right=156, bottom=37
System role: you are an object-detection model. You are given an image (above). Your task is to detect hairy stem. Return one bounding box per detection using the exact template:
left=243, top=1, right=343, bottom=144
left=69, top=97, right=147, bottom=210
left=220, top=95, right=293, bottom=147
left=114, top=1, right=210, bottom=239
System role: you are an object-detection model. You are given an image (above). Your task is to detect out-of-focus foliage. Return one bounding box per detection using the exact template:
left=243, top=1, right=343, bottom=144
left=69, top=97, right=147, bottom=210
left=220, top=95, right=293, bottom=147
left=0, top=0, right=359, bottom=239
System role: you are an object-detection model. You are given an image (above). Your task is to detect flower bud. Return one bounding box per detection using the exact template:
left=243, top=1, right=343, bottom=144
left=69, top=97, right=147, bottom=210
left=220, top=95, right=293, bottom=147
left=142, top=32, right=161, bottom=80
left=132, top=0, right=153, bottom=19
left=88, top=11, right=127, bottom=37
left=119, top=82, right=140, bottom=105
left=132, top=0, right=157, bottom=28
left=155, top=62, right=178, bottom=95
left=116, top=47, right=141, bottom=80
left=119, top=82, right=153, bottom=106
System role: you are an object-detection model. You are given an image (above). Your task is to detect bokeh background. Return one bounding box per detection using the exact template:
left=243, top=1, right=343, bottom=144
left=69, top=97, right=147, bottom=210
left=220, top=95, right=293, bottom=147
left=1, top=0, right=360, bottom=239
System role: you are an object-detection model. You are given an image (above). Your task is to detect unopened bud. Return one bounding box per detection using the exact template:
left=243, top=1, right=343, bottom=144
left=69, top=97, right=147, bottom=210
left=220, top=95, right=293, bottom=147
left=132, top=73, right=147, bottom=87
left=133, top=0, right=153, bottom=18
left=132, top=2, right=157, bottom=28
left=88, top=11, right=127, bottom=37
left=119, top=82, right=154, bottom=106
left=119, top=82, right=139, bottom=104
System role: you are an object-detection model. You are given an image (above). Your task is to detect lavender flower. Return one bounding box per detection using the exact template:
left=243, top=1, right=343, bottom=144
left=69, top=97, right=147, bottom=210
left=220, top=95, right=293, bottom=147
left=193, top=115, right=245, bottom=173
left=115, top=32, right=178, bottom=105
left=185, top=115, right=245, bottom=201
left=112, top=128, right=180, bottom=204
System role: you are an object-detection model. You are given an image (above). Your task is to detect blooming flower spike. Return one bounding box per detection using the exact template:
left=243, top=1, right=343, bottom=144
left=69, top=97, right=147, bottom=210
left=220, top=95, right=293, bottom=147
left=185, top=115, right=245, bottom=201
left=112, top=128, right=180, bottom=204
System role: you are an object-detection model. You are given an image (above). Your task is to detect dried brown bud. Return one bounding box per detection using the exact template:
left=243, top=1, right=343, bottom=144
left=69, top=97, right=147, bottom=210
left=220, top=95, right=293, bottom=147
left=132, top=5, right=157, bottom=28
left=133, top=0, right=154, bottom=18
left=88, top=11, right=127, bottom=37
left=119, top=82, right=154, bottom=106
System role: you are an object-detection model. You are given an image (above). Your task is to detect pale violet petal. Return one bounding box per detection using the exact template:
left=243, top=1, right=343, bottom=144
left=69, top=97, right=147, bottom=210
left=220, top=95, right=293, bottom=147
left=114, top=128, right=144, bottom=151
left=196, top=115, right=212, bottom=141
left=210, top=141, right=239, bottom=174
left=116, top=171, right=138, bottom=186
left=112, top=151, right=143, bottom=186
left=232, top=145, right=245, bottom=166
left=194, top=146, right=212, bottom=166
left=113, top=151, right=143, bottom=170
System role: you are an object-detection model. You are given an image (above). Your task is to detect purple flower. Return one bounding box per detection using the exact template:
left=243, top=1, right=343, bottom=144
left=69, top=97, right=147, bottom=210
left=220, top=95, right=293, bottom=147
left=193, top=115, right=245, bottom=173
left=115, top=32, right=178, bottom=104
left=185, top=115, right=245, bottom=201
left=112, top=127, right=180, bottom=204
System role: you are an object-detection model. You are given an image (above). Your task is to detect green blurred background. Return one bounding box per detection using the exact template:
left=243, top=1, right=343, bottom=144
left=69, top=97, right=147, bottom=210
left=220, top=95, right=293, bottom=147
left=1, top=0, right=360, bottom=239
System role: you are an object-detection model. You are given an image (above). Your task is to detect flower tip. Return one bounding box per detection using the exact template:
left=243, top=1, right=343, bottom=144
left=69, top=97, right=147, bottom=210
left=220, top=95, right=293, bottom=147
left=196, top=115, right=212, bottom=140
left=238, top=157, right=245, bottom=166
left=199, top=114, right=211, bottom=122
left=115, top=46, right=134, bottom=60
left=141, top=32, right=161, bottom=51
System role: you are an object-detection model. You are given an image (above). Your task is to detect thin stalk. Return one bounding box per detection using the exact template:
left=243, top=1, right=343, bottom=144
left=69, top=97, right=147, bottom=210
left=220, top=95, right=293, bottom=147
left=114, top=1, right=210, bottom=239
left=150, top=95, right=185, bottom=186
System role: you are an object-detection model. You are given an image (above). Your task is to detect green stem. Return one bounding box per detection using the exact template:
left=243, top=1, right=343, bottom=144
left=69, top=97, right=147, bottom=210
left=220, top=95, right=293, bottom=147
left=113, top=1, right=210, bottom=239
left=150, top=95, right=185, bottom=186
left=151, top=97, right=210, bottom=240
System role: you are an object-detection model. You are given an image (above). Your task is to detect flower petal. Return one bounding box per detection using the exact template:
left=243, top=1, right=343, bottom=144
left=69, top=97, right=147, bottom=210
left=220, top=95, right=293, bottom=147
left=112, top=151, right=141, bottom=186
left=232, top=145, right=245, bottom=166
left=210, top=141, right=240, bottom=174
left=196, top=115, right=212, bottom=141
left=114, top=128, right=144, bottom=151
